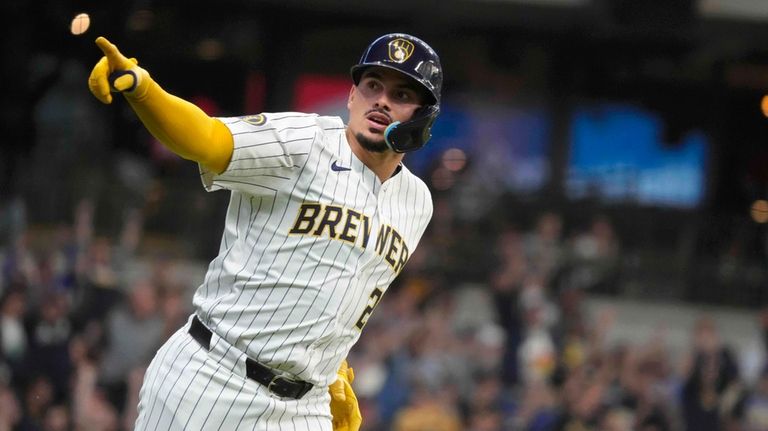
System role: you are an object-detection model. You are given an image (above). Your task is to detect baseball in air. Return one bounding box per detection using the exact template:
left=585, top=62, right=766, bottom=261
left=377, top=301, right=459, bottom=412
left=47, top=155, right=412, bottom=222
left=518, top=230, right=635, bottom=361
left=70, top=13, right=91, bottom=36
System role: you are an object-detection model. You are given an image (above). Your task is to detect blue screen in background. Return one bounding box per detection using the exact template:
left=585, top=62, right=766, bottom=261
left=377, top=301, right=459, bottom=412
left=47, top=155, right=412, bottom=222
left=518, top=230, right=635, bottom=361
left=405, top=103, right=551, bottom=193
left=568, top=104, right=708, bottom=208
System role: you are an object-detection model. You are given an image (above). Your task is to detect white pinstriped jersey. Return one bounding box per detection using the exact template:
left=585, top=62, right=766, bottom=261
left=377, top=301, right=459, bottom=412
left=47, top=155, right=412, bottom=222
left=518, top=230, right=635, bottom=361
left=196, top=112, right=433, bottom=388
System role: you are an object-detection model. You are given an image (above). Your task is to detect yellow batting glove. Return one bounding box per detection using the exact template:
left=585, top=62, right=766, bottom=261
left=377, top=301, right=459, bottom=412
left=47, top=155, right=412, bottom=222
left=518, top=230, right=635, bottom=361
left=88, top=36, right=149, bottom=104
left=329, top=360, right=362, bottom=431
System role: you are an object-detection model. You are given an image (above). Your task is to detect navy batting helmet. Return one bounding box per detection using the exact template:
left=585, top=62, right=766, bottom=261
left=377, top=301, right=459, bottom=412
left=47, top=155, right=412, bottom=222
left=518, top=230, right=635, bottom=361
left=351, top=33, right=442, bottom=153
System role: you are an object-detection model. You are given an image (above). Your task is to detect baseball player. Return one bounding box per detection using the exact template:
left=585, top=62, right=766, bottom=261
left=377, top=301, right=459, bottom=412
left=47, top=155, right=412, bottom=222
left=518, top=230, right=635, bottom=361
left=88, top=32, right=442, bottom=430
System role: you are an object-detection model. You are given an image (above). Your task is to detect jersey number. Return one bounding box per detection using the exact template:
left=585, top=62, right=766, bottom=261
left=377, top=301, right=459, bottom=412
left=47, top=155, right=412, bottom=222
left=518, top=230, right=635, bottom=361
left=355, top=288, right=383, bottom=330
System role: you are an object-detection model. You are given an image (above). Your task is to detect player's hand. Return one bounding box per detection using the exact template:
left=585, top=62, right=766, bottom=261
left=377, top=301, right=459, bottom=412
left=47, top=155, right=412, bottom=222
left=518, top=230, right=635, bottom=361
left=88, top=36, right=149, bottom=104
left=329, top=360, right=362, bottom=431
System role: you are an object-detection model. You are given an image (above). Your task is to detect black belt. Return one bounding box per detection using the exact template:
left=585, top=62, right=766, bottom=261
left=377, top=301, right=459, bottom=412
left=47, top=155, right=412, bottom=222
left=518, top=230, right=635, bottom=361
left=188, top=316, right=314, bottom=399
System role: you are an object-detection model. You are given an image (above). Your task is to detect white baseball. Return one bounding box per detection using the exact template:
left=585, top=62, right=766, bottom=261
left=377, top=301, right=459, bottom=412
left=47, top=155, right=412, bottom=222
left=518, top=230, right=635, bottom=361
left=70, top=13, right=90, bottom=36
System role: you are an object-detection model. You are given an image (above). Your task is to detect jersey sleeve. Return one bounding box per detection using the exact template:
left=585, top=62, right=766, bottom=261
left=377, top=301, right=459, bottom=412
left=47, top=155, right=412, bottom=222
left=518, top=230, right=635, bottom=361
left=199, top=113, right=316, bottom=195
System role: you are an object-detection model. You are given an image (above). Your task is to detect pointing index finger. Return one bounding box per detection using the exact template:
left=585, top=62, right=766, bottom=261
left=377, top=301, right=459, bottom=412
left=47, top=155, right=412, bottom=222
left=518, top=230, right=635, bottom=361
left=95, top=37, right=127, bottom=65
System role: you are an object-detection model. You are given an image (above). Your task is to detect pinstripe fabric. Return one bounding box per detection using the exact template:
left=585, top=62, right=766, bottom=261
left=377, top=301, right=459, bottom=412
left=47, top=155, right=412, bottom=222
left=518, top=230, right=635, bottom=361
left=135, top=112, right=432, bottom=429
left=134, top=317, right=332, bottom=431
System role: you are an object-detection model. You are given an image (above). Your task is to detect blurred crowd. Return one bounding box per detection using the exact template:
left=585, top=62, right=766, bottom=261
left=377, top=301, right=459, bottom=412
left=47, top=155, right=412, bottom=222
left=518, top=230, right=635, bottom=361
left=350, top=198, right=768, bottom=431
left=0, top=194, right=767, bottom=431
left=0, top=198, right=191, bottom=431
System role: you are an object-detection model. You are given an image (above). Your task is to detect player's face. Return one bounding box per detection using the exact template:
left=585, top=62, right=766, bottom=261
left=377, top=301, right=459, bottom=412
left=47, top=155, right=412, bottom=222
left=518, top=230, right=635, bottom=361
left=347, top=67, right=426, bottom=153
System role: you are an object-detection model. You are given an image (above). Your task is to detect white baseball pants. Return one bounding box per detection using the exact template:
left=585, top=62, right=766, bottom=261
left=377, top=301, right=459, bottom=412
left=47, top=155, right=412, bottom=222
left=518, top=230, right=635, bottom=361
left=133, top=316, right=332, bottom=431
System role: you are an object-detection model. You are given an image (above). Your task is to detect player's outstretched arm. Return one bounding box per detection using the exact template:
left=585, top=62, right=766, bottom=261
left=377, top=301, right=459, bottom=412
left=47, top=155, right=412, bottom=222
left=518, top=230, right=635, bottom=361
left=329, top=359, right=362, bottom=431
left=88, top=37, right=233, bottom=174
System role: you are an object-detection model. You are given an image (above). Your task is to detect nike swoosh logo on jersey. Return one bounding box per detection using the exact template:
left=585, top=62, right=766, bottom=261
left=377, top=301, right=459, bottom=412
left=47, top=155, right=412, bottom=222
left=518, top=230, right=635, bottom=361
left=331, top=161, right=351, bottom=172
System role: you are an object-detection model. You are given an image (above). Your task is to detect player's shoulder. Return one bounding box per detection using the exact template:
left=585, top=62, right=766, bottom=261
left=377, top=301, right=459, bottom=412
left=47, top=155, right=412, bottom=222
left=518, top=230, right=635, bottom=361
left=314, top=114, right=346, bottom=132
left=399, top=165, right=430, bottom=190
left=398, top=165, right=433, bottom=209
left=262, top=112, right=345, bottom=131
left=220, top=112, right=345, bottom=132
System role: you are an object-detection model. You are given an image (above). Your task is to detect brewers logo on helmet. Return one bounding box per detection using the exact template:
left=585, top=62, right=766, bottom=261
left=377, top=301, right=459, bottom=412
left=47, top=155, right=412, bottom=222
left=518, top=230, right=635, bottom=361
left=388, top=38, right=415, bottom=63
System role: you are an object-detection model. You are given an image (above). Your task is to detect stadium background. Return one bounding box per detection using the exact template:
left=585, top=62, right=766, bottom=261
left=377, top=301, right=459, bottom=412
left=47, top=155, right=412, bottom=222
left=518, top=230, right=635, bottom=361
left=2, top=0, right=768, bottom=429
